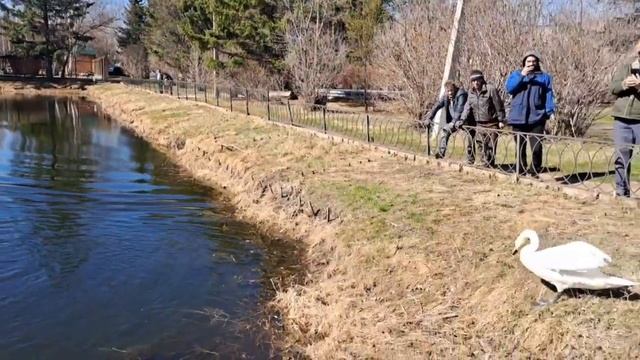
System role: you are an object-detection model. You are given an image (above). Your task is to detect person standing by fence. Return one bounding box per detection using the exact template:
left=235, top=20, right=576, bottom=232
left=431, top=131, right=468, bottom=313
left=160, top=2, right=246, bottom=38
left=460, top=70, right=506, bottom=167
left=156, top=69, right=163, bottom=94
left=610, top=40, right=640, bottom=197
left=505, top=51, right=555, bottom=176
left=423, top=80, right=470, bottom=159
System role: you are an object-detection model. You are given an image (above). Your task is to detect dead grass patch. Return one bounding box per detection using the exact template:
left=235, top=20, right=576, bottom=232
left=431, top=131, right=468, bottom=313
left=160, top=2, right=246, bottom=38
left=90, top=84, right=640, bottom=359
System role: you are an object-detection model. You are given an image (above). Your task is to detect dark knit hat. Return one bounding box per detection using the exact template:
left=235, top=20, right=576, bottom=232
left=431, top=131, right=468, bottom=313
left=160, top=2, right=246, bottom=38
left=522, top=50, right=542, bottom=66
left=469, top=69, right=484, bottom=81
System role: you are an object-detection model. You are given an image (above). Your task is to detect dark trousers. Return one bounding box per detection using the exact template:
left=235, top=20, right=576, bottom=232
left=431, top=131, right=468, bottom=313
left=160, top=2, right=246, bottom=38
left=438, top=122, right=461, bottom=156
left=469, top=122, right=499, bottom=167
left=512, top=122, right=545, bottom=174
left=437, top=123, right=476, bottom=163
left=614, top=117, right=640, bottom=196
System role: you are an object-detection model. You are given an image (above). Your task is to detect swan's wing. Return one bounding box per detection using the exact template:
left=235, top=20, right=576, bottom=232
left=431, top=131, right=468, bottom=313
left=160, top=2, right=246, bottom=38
left=530, top=241, right=612, bottom=271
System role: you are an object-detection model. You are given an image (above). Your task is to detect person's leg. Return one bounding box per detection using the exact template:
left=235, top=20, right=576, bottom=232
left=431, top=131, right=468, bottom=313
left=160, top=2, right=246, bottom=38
left=481, top=125, right=498, bottom=167
left=627, top=121, right=640, bottom=196
left=476, top=129, right=487, bottom=165
left=437, top=125, right=453, bottom=158
left=614, top=118, right=634, bottom=197
left=528, top=122, right=545, bottom=174
left=487, top=130, right=499, bottom=167
left=476, top=127, right=491, bottom=167
left=465, top=127, right=476, bottom=164
left=513, top=125, right=528, bottom=174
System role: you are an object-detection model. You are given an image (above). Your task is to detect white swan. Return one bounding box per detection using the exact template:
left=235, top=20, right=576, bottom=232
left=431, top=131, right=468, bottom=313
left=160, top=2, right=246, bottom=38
left=512, top=229, right=636, bottom=304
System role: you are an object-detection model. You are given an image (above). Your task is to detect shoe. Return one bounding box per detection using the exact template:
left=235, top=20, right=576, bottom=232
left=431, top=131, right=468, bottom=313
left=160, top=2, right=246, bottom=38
left=528, top=167, right=543, bottom=175
left=435, top=153, right=444, bottom=159
left=615, top=190, right=631, bottom=198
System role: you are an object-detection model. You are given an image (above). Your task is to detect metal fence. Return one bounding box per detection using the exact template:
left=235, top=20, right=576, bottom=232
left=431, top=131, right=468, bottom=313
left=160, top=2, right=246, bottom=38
left=122, top=78, right=640, bottom=199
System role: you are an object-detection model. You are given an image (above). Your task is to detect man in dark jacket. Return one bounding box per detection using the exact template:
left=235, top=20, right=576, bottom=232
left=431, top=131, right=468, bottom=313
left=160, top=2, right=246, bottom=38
left=506, top=50, right=555, bottom=175
left=610, top=40, right=640, bottom=197
left=423, top=80, right=469, bottom=159
left=460, top=70, right=506, bottom=167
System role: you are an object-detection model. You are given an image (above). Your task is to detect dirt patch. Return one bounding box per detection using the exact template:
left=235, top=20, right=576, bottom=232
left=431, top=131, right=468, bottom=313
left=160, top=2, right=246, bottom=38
left=88, top=83, right=640, bottom=359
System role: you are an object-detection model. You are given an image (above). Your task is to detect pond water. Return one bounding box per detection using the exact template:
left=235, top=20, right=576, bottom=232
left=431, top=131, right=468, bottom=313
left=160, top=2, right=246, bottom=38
left=0, top=95, right=298, bottom=359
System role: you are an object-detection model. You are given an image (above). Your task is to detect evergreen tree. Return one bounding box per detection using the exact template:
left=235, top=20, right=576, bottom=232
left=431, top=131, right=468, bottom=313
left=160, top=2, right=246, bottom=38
left=118, top=0, right=148, bottom=49
left=0, top=0, right=95, bottom=79
left=180, top=0, right=284, bottom=70
left=346, top=0, right=388, bottom=65
left=146, top=0, right=191, bottom=72
left=345, top=0, right=389, bottom=109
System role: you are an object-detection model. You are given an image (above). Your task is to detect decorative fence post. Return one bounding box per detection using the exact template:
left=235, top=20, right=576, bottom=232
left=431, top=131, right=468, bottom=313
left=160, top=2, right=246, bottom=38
left=515, top=132, right=521, bottom=181
left=194, top=83, right=198, bottom=102
left=267, top=90, right=271, bottom=121
left=204, top=84, right=208, bottom=103
left=366, top=114, right=371, bottom=143
left=230, top=88, right=234, bottom=112
left=245, top=88, right=249, bottom=115
left=216, top=88, right=220, bottom=106
left=287, top=99, right=293, bottom=125
left=426, top=125, right=431, bottom=156
left=176, top=82, right=180, bottom=99
left=322, top=107, right=327, bottom=134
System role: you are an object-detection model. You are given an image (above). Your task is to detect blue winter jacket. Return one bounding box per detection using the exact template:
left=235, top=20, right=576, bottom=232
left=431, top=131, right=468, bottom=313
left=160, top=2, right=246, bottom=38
left=505, top=70, right=555, bottom=126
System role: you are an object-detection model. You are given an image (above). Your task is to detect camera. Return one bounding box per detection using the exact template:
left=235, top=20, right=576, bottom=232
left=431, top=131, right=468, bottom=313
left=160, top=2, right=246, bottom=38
left=632, top=67, right=640, bottom=77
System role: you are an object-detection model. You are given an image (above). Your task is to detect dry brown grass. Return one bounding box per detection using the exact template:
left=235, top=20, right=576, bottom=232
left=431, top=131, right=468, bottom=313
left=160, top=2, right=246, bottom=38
left=89, top=83, right=640, bottom=359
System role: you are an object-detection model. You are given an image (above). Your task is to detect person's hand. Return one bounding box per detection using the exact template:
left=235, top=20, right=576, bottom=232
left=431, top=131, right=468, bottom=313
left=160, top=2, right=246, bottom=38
left=622, top=75, right=640, bottom=89
left=521, top=64, right=535, bottom=76
left=498, top=122, right=505, bottom=129
left=545, top=115, right=555, bottom=134
left=454, top=120, right=463, bottom=129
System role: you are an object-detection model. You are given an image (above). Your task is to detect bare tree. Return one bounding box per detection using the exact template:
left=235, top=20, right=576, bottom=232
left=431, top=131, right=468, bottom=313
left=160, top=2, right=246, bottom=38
left=371, top=1, right=454, bottom=121
left=88, top=2, right=121, bottom=61
left=120, top=44, right=148, bottom=78
left=457, top=0, right=621, bottom=137
left=284, top=0, right=348, bottom=105
left=225, top=60, right=284, bottom=91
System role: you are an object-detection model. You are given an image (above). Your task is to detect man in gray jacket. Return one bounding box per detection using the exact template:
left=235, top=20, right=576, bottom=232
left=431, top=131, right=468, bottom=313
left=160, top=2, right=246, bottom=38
left=460, top=70, right=506, bottom=167
left=423, top=80, right=469, bottom=159
left=610, top=39, right=640, bottom=197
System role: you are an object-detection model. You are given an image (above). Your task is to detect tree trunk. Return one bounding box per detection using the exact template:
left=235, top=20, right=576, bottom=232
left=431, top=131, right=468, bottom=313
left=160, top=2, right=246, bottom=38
left=42, top=2, right=53, bottom=80
left=61, top=51, right=72, bottom=79
left=45, top=56, right=54, bottom=80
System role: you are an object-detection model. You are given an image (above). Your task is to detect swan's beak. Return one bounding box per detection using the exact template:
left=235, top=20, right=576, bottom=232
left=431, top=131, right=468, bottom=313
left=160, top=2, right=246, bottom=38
left=511, top=248, right=518, bottom=255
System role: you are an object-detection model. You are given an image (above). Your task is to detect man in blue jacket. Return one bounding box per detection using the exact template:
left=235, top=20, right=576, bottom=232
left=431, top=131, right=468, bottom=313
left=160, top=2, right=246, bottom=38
left=505, top=51, right=555, bottom=175
left=423, top=80, right=469, bottom=159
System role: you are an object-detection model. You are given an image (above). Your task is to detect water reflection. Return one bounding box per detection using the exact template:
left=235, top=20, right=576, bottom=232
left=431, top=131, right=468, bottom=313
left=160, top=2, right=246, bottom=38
left=0, top=96, right=300, bottom=359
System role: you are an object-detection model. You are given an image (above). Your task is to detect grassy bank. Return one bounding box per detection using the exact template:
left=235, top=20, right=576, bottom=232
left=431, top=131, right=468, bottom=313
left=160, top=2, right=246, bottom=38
left=89, top=83, right=640, bottom=358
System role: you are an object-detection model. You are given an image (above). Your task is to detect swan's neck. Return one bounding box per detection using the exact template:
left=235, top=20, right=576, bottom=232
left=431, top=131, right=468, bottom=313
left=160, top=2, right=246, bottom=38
left=520, top=230, right=540, bottom=256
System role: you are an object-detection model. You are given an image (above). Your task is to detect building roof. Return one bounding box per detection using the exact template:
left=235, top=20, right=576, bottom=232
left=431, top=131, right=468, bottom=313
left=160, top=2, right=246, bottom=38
left=73, top=45, right=97, bottom=57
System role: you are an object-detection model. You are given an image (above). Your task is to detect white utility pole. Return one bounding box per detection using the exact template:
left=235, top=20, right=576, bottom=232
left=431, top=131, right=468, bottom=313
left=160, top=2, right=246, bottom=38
left=432, top=0, right=465, bottom=138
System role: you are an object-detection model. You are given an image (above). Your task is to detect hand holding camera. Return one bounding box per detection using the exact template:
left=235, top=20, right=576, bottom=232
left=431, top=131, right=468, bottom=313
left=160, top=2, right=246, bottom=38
left=626, top=65, right=640, bottom=89
left=622, top=75, right=640, bottom=90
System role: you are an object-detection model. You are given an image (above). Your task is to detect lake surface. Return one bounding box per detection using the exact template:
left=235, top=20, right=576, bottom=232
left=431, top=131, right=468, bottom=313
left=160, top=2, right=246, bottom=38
left=0, top=95, right=298, bottom=359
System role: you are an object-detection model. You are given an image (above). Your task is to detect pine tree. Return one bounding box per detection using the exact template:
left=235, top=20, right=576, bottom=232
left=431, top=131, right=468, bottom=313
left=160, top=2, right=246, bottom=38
left=345, top=0, right=389, bottom=110
left=118, top=0, right=148, bottom=49
left=146, top=0, right=191, bottom=72
left=117, top=0, right=149, bottom=78
left=180, top=0, right=284, bottom=70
